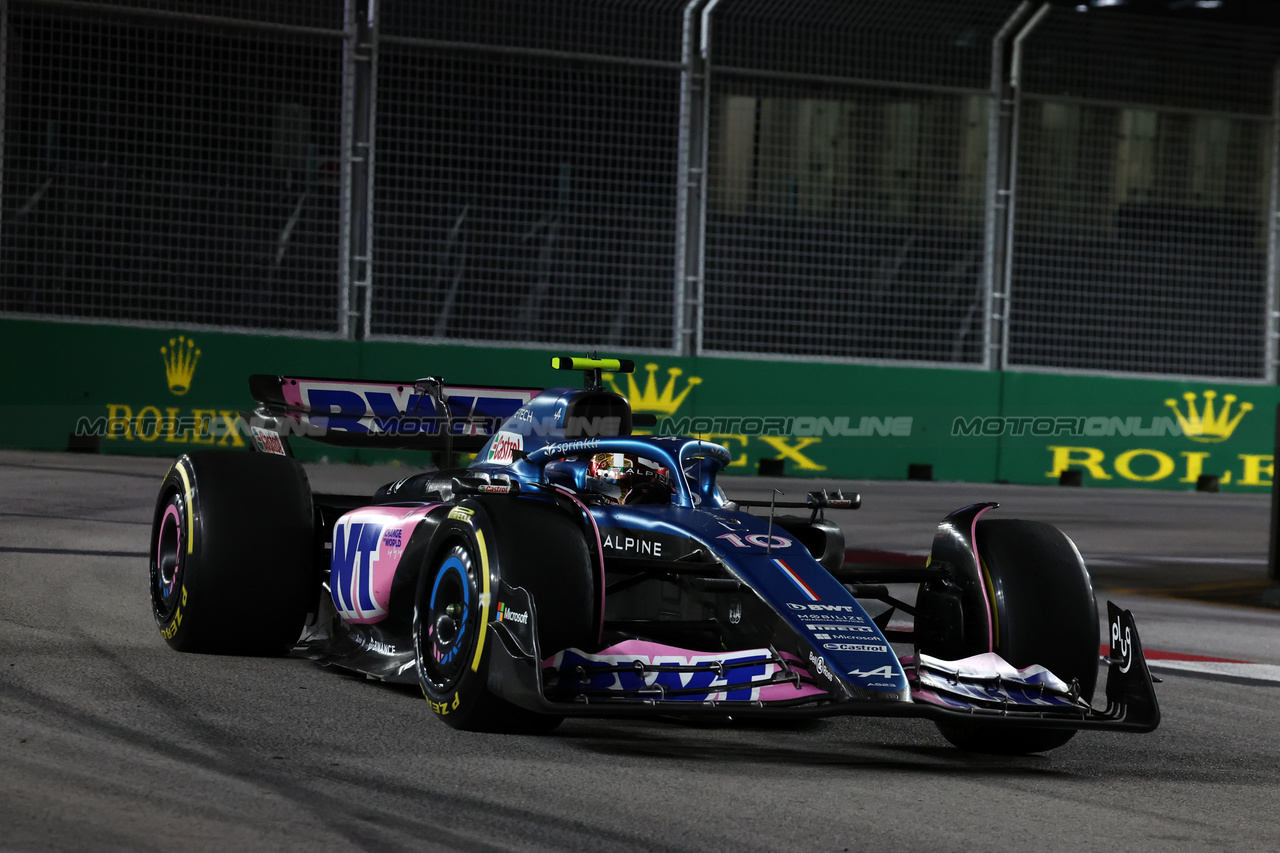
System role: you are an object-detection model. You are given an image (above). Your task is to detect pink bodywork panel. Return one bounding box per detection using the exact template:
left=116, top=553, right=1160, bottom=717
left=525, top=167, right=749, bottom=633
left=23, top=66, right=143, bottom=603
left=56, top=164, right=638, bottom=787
left=330, top=504, right=439, bottom=624
left=547, top=639, right=828, bottom=702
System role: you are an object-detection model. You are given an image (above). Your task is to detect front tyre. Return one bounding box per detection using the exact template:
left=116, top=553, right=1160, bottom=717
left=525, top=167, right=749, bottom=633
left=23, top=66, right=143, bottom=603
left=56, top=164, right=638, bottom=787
left=931, top=519, right=1098, bottom=755
left=413, top=521, right=563, bottom=734
left=416, top=542, right=485, bottom=718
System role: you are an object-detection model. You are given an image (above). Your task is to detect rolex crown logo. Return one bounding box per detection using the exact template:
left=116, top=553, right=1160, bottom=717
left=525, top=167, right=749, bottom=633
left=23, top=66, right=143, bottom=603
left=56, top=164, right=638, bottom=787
left=1164, top=390, right=1252, bottom=443
left=161, top=336, right=201, bottom=396
left=603, top=363, right=702, bottom=417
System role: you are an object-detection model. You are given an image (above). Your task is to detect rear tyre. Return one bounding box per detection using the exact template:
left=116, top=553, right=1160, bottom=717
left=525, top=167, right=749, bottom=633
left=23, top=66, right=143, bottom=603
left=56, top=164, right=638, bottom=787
left=149, top=451, right=314, bottom=654
left=413, top=499, right=594, bottom=733
left=929, top=519, right=1098, bottom=755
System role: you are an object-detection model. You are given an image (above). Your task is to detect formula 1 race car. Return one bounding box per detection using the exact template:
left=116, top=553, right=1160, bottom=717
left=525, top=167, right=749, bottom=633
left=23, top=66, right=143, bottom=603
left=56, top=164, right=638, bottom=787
left=149, top=357, right=1160, bottom=754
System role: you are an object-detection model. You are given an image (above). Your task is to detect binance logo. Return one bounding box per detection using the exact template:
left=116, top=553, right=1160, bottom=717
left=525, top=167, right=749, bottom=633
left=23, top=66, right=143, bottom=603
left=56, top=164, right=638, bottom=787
left=1164, top=391, right=1253, bottom=444
left=604, top=363, right=701, bottom=417
left=161, top=336, right=201, bottom=396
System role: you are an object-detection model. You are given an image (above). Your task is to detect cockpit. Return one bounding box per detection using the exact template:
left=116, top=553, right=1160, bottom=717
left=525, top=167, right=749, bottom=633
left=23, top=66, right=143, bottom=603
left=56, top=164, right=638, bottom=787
left=541, top=440, right=732, bottom=509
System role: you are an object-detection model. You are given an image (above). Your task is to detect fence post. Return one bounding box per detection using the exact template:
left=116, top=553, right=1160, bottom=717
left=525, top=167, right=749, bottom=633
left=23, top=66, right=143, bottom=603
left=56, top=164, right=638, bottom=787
left=339, top=0, right=377, bottom=341
left=674, top=0, right=710, bottom=357
left=983, top=2, right=1032, bottom=372
left=1267, top=60, right=1280, bottom=385
left=1265, top=402, right=1280, bottom=607
left=994, top=2, right=1051, bottom=372
left=0, top=0, right=8, bottom=257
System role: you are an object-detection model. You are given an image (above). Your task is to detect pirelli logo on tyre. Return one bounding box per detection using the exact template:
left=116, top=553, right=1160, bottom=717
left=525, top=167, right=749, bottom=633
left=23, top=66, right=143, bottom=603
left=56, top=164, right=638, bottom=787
left=428, top=693, right=462, bottom=717
left=160, top=585, right=189, bottom=640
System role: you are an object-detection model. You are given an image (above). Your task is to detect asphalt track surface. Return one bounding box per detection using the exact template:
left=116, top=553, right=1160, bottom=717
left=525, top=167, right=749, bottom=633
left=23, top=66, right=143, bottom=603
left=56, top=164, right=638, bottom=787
left=3, top=449, right=1280, bottom=852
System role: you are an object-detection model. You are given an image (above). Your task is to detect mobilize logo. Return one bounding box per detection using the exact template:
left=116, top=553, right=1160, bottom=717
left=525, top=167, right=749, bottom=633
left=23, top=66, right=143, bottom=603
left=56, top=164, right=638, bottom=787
left=796, top=612, right=867, bottom=624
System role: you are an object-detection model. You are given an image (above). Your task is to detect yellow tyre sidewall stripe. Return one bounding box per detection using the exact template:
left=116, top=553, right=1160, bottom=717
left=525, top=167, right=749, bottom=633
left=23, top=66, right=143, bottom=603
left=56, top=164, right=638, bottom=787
left=470, top=528, right=491, bottom=673
left=171, top=459, right=195, bottom=555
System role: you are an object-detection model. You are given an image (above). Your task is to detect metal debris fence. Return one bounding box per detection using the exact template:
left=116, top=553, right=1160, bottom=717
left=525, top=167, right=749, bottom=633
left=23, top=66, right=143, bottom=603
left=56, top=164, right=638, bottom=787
left=1, top=0, right=1278, bottom=380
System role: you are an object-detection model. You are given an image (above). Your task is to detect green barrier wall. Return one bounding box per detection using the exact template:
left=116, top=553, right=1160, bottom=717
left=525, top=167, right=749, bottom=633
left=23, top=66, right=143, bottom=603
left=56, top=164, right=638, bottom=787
left=996, top=371, right=1280, bottom=491
left=2, top=318, right=1275, bottom=491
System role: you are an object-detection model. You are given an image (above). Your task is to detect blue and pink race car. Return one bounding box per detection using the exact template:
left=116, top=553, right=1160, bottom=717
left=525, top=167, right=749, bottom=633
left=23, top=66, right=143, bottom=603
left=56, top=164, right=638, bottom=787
left=149, top=356, right=1159, bottom=753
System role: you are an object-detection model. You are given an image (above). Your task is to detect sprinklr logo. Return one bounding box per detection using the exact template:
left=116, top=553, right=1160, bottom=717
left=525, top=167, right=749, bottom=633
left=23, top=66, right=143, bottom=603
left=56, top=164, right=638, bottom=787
left=160, top=336, right=201, bottom=396
left=497, top=602, right=529, bottom=624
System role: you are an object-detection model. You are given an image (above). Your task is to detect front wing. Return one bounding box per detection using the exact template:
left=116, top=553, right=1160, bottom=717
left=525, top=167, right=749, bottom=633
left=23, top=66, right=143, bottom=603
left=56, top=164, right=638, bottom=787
left=486, top=586, right=1160, bottom=733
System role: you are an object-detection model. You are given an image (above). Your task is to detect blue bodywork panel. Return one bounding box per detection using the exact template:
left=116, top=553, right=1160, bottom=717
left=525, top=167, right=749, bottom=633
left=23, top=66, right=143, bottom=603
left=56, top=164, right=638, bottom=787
left=466, top=387, right=909, bottom=700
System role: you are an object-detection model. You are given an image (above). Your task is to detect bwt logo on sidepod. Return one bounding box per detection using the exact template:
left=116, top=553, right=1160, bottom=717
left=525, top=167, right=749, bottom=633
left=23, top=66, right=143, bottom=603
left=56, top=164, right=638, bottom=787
left=331, top=518, right=386, bottom=621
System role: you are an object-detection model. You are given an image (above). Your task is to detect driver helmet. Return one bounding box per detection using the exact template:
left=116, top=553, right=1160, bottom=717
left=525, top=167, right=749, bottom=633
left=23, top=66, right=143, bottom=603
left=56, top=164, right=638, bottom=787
left=587, top=452, right=674, bottom=505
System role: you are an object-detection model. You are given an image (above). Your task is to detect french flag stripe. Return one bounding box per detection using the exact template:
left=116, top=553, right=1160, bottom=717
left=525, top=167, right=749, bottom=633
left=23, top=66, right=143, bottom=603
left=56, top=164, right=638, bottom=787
left=774, top=558, right=819, bottom=601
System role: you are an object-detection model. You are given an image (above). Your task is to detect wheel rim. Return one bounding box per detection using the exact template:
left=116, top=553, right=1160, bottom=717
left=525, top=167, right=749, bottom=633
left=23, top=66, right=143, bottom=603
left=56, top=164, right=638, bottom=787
left=151, top=493, right=185, bottom=622
left=420, top=544, right=476, bottom=693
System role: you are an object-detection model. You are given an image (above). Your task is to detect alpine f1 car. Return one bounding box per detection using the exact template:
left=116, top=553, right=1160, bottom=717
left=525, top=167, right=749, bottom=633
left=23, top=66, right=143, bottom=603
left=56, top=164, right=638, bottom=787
left=149, top=357, right=1159, bottom=754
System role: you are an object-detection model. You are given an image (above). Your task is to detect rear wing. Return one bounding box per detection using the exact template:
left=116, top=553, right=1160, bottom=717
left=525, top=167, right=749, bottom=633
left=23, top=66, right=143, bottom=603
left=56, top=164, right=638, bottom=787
left=245, top=374, right=540, bottom=454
